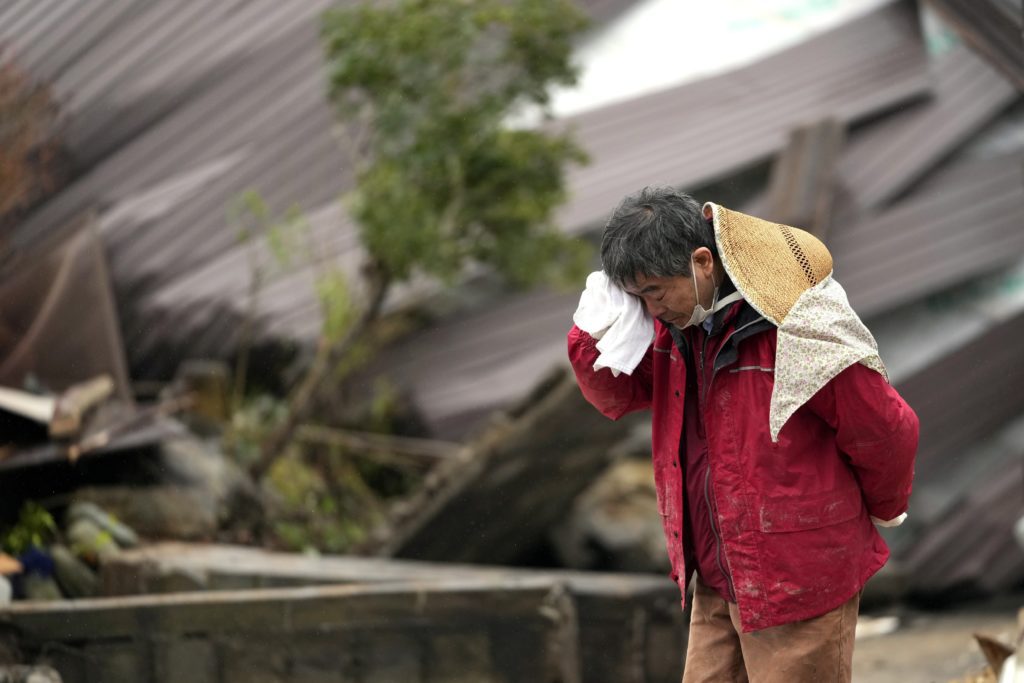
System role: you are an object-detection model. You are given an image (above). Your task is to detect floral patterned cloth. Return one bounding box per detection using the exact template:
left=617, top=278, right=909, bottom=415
left=770, top=276, right=887, bottom=442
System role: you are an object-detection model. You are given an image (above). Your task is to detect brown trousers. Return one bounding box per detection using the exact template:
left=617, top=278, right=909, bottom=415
left=681, top=579, right=860, bottom=683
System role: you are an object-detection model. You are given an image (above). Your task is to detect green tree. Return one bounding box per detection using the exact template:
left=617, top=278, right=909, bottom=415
left=252, top=0, right=590, bottom=478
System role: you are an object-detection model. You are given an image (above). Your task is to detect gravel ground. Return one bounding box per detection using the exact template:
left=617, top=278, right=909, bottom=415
left=853, top=601, right=1022, bottom=683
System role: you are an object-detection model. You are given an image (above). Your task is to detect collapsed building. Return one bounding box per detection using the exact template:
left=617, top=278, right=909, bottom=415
left=0, top=0, right=1021, bottom=681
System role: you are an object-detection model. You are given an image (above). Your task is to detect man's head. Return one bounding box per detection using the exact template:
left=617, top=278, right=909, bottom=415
left=600, top=185, right=721, bottom=325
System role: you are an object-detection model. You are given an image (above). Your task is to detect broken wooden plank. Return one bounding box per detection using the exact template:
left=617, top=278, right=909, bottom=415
left=0, top=388, right=54, bottom=424
left=0, top=218, right=133, bottom=406
left=763, top=118, right=845, bottom=241
left=366, top=367, right=642, bottom=564
left=50, top=375, right=114, bottom=439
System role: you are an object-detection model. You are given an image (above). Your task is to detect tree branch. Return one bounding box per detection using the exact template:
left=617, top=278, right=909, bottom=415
left=250, top=262, right=391, bottom=480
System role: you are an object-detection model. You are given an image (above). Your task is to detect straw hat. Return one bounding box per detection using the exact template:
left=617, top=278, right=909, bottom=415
left=703, top=202, right=832, bottom=326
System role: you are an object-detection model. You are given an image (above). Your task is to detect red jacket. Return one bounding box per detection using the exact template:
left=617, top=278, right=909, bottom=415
left=567, top=302, right=919, bottom=632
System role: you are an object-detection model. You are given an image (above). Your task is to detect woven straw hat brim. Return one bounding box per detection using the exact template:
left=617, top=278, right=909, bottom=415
left=704, top=203, right=833, bottom=326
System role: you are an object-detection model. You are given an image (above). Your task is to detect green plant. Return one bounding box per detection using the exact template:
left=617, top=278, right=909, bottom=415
left=249, top=0, right=592, bottom=480
left=2, top=501, right=57, bottom=556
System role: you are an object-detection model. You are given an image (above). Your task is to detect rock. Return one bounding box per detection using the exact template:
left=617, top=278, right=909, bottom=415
left=66, top=502, right=138, bottom=548
left=50, top=545, right=97, bottom=598
left=25, top=670, right=62, bottom=683
left=20, top=575, right=62, bottom=602
left=0, top=577, right=10, bottom=606
left=66, top=519, right=119, bottom=565
left=0, top=666, right=63, bottom=683
left=71, top=437, right=263, bottom=541
left=12, top=548, right=61, bottom=601
left=550, top=458, right=670, bottom=573
left=71, top=486, right=219, bottom=540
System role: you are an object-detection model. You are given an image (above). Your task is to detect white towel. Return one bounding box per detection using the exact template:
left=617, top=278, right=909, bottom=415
left=573, top=271, right=654, bottom=376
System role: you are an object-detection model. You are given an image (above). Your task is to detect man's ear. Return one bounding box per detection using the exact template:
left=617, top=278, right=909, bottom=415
left=692, top=246, right=715, bottom=277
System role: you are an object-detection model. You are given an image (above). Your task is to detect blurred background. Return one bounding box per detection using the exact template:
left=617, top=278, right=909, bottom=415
left=0, top=0, right=1021, bottom=681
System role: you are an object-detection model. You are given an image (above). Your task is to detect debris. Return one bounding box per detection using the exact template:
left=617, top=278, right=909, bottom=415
left=18, top=575, right=61, bottom=603
left=855, top=615, right=901, bottom=640
left=0, top=390, right=52, bottom=426
left=175, top=360, right=231, bottom=426
left=94, top=542, right=685, bottom=682
left=0, top=666, right=62, bottom=683
left=65, top=519, right=117, bottom=565
left=551, top=457, right=668, bottom=573
left=367, top=368, right=641, bottom=564
left=66, top=502, right=137, bottom=549
left=49, top=545, right=97, bottom=599
left=975, top=634, right=1015, bottom=676
left=70, top=487, right=217, bottom=542
left=48, top=376, right=113, bottom=439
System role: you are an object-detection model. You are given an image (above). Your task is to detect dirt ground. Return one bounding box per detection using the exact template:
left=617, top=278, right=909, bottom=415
left=853, top=599, right=1022, bottom=683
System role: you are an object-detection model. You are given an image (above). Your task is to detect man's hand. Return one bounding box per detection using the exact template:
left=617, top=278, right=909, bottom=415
left=870, top=512, right=907, bottom=528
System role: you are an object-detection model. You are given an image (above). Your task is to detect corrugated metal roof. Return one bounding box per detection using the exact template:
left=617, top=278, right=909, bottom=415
left=555, top=0, right=930, bottom=234
left=2, top=0, right=933, bottom=380
left=832, top=153, right=1024, bottom=317
left=897, top=308, right=1024, bottom=471
left=370, top=152, right=1023, bottom=438
left=922, top=0, right=1024, bottom=89
left=913, top=468, right=1024, bottom=594
left=835, top=44, right=1018, bottom=213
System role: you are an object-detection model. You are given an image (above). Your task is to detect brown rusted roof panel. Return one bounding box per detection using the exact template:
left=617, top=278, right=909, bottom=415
left=923, top=0, right=1024, bottom=89
left=836, top=44, right=1019, bottom=213
left=557, top=0, right=930, bottom=234
left=902, top=456, right=1024, bottom=594
left=896, top=308, right=1024, bottom=471
left=831, top=153, right=1024, bottom=317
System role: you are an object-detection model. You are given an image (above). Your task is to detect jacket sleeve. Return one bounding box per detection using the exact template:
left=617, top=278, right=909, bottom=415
left=567, top=325, right=654, bottom=420
left=806, top=362, right=919, bottom=521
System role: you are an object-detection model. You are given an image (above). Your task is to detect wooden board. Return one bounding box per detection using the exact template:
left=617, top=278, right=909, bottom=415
left=99, top=543, right=687, bottom=683
left=4, top=579, right=582, bottom=683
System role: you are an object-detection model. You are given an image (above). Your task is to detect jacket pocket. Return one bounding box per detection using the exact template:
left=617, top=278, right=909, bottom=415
left=757, top=487, right=861, bottom=533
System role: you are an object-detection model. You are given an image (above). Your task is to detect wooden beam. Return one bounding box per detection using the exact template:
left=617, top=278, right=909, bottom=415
left=295, top=424, right=460, bottom=469
left=366, top=368, right=640, bottom=564
left=764, top=118, right=845, bottom=241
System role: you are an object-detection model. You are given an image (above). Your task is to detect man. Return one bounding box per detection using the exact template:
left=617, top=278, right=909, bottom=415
left=567, top=186, right=918, bottom=682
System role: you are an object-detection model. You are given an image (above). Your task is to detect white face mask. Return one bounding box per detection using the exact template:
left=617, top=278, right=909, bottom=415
left=681, top=256, right=742, bottom=329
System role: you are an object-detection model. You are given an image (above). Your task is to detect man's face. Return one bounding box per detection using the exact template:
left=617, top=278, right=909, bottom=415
left=622, top=247, right=716, bottom=325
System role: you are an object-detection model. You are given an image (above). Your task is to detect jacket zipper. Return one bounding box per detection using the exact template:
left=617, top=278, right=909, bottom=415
left=698, top=315, right=764, bottom=603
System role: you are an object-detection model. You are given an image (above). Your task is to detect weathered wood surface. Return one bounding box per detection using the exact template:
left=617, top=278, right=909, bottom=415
left=97, top=543, right=686, bottom=683
left=368, top=368, right=643, bottom=565
left=4, top=579, right=582, bottom=683
left=763, top=118, right=845, bottom=241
